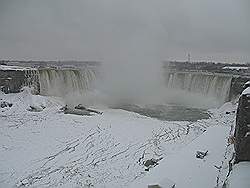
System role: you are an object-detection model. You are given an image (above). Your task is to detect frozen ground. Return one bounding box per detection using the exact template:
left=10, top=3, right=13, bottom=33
left=0, top=89, right=236, bottom=188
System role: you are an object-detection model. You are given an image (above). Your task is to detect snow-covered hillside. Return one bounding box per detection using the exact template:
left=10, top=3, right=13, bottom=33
left=0, top=90, right=236, bottom=188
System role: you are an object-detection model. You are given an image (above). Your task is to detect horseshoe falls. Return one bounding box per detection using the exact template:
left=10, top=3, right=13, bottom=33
left=38, top=68, right=97, bottom=97
left=165, top=72, right=233, bottom=106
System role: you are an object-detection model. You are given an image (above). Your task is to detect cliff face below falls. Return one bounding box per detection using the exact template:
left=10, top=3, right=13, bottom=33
left=0, top=66, right=39, bottom=93
left=234, top=88, right=250, bottom=163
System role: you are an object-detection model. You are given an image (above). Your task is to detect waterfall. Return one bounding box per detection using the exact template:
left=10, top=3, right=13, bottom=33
left=166, top=72, right=232, bottom=104
left=38, top=67, right=97, bottom=97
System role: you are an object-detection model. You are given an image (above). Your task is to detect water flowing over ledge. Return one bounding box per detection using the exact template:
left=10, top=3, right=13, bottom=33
left=0, top=64, right=249, bottom=108
left=38, top=68, right=97, bottom=97
left=165, top=71, right=233, bottom=105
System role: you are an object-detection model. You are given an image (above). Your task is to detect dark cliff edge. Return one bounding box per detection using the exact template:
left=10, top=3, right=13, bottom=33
left=0, top=67, right=39, bottom=93
left=234, top=85, right=250, bottom=163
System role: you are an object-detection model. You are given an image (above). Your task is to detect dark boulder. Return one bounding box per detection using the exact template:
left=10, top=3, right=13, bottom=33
left=234, top=90, right=250, bottom=163
left=64, top=108, right=92, bottom=116
left=75, top=104, right=103, bottom=115
left=196, top=150, right=208, bottom=159
left=0, top=101, right=13, bottom=108
left=27, top=105, right=43, bottom=112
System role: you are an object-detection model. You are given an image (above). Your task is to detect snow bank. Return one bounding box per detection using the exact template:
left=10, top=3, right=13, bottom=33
left=130, top=123, right=234, bottom=188
left=242, top=87, right=250, bottom=95
left=244, top=80, right=250, bottom=86
left=222, top=66, right=249, bottom=70
left=227, top=162, right=250, bottom=188
left=0, top=92, right=236, bottom=188
left=0, top=65, right=36, bottom=71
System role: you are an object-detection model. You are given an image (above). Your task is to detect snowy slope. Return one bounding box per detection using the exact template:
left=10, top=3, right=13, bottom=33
left=0, top=90, right=236, bottom=188
left=130, top=117, right=235, bottom=188
left=226, top=162, right=250, bottom=188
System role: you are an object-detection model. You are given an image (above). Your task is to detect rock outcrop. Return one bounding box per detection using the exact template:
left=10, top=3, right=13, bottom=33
left=234, top=82, right=250, bottom=163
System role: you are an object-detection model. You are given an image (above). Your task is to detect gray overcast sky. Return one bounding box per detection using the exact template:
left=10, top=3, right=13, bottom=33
left=0, top=0, right=249, bottom=62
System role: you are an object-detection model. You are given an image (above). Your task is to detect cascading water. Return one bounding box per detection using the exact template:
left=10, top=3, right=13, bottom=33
left=38, top=67, right=97, bottom=97
left=166, top=72, right=232, bottom=105
left=20, top=64, right=235, bottom=110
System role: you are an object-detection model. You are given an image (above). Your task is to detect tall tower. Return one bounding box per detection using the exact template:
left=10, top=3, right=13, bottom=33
left=188, top=53, right=191, bottom=63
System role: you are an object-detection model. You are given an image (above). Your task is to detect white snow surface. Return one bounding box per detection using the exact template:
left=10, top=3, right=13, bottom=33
left=226, top=162, right=250, bottom=188
left=242, top=87, right=250, bottom=95
left=244, top=80, right=250, bottom=85
left=0, top=65, right=36, bottom=71
left=0, top=90, right=237, bottom=188
left=222, top=66, right=249, bottom=70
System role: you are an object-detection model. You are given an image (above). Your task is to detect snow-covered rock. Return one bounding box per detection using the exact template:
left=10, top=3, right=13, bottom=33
left=242, top=87, right=250, bottom=95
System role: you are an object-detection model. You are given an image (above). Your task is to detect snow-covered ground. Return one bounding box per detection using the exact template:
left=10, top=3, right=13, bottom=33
left=130, top=105, right=236, bottom=188
left=226, top=162, right=250, bottom=188
left=0, top=65, right=36, bottom=71
left=0, top=89, right=236, bottom=188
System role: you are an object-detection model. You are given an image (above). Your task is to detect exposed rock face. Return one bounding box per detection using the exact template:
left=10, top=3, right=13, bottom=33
left=229, top=77, right=250, bottom=100
left=0, top=70, right=26, bottom=93
left=0, top=67, right=39, bottom=93
left=234, top=88, right=250, bottom=163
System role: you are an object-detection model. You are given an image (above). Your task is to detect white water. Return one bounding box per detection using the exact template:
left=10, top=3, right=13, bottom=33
left=165, top=72, right=232, bottom=107
left=22, top=66, right=234, bottom=108
left=38, top=68, right=96, bottom=98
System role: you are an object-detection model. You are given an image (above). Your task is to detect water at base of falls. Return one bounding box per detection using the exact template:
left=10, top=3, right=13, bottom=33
left=112, top=104, right=210, bottom=122
left=23, top=65, right=233, bottom=121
